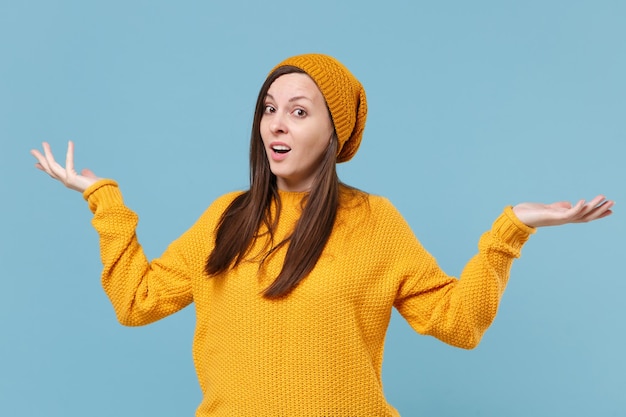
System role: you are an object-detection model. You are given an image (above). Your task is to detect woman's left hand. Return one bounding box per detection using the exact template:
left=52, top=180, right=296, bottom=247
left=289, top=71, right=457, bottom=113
left=512, top=195, right=614, bottom=228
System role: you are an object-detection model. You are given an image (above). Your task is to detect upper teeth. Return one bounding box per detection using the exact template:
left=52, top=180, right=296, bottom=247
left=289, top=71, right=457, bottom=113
left=272, top=145, right=290, bottom=152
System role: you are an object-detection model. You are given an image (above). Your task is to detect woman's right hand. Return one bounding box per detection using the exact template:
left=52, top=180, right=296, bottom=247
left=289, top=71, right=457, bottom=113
left=30, top=141, right=100, bottom=193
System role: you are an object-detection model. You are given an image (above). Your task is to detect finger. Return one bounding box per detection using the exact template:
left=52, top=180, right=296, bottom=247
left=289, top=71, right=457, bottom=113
left=66, top=140, right=75, bottom=174
left=585, top=195, right=606, bottom=209
left=41, top=142, right=67, bottom=180
left=562, top=199, right=586, bottom=220
left=42, top=142, right=59, bottom=173
left=42, top=141, right=55, bottom=162
left=575, top=196, right=608, bottom=220
left=32, top=161, right=47, bottom=172
left=81, top=168, right=97, bottom=178
left=573, top=200, right=608, bottom=223
left=550, top=201, right=574, bottom=210
left=30, top=148, right=49, bottom=170
left=32, top=142, right=54, bottom=174
left=573, top=199, right=593, bottom=219
left=580, top=200, right=614, bottom=222
left=595, top=205, right=614, bottom=220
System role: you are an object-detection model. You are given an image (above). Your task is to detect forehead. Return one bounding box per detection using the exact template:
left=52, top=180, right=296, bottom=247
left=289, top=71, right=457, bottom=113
left=267, top=73, right=324, bottom=101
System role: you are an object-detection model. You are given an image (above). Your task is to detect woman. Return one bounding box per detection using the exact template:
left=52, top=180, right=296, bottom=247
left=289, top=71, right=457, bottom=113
left=31, top=54, right=613, bottom=416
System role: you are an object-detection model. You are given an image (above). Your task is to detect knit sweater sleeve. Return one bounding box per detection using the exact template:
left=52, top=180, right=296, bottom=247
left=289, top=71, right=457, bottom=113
left=82, top=179, right=223, bottom=327
left=382, top=199, right=535, bottom=349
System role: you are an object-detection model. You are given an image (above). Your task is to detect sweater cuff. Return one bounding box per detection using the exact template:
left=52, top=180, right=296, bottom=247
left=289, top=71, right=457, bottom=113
left=82, top=179, right=124, bottom=213
left=492, top=206, right=536, bottom=250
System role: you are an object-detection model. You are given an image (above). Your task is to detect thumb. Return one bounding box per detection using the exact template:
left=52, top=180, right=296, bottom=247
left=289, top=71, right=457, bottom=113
left=549, top=201, right=574, bottom=209
left=81, top=168, right=98, bottom=178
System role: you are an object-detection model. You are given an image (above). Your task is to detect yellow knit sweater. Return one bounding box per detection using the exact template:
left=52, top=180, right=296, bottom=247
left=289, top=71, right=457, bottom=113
left=84, top=179, right=534, bottom=417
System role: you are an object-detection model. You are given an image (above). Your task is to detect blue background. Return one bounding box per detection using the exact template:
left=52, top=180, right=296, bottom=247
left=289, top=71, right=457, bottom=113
left=2, top=1, right=624, bottom=416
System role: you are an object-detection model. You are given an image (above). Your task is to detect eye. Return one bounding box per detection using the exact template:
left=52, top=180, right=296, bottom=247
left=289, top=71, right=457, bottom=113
left=293, top=108, right=307, bottom=118
left=264, top=104, right=276, bottom=114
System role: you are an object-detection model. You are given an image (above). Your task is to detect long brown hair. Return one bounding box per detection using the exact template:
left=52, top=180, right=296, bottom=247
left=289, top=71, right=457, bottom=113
left=205, top=65, right=343, bottom=298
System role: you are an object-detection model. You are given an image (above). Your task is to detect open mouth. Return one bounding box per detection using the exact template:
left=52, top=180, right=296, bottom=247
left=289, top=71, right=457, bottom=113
left=272, top=145, right=291, bottom=154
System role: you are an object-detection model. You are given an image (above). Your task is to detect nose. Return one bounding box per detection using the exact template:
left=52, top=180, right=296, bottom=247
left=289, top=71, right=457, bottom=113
left=269, top=112, right=288, bottom=135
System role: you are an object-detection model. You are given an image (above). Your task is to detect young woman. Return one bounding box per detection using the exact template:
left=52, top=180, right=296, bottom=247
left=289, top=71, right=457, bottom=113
left=31, top=54, right=613, bottom=416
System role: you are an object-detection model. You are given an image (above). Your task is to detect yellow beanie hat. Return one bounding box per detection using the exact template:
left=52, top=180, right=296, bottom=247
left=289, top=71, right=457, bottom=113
left=271, top=53, right=367, bottom=163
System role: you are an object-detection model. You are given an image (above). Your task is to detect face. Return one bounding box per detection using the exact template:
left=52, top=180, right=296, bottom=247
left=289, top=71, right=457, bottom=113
left=260, top=73, right=334, bottom=192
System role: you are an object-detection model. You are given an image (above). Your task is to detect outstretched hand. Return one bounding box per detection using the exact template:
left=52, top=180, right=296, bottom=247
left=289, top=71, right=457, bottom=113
left=30, top=141, right=100, bottom=193
left=512, top=195, right=614, bottom=228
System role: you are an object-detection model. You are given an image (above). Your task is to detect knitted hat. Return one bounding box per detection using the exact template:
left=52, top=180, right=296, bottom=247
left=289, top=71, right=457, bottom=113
left=271, top=54, right=367, bottom=163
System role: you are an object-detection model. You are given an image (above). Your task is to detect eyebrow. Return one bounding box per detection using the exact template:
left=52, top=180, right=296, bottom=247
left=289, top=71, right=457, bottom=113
left=265, top=93, right=313, bottom=103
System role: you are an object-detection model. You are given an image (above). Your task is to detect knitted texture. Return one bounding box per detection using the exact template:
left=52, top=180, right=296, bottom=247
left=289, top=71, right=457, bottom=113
left=271, top=54, right=367, bottom=163
left=84, top=179, right=534, bottom=417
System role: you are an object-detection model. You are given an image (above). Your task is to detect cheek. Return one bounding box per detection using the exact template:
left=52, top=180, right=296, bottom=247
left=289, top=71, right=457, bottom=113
left=308, top=135, right=331, bottom=160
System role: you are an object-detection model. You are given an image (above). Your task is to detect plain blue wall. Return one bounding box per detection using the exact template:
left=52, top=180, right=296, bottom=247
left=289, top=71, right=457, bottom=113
left=2, top=1, right=624, bottom=416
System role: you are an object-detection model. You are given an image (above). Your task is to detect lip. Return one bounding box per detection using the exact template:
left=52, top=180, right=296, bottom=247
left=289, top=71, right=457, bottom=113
left=268, top=141, right=291, bottom=162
